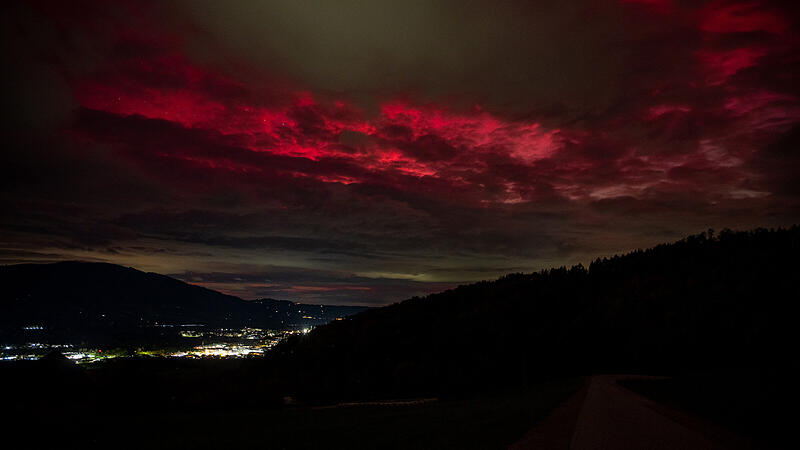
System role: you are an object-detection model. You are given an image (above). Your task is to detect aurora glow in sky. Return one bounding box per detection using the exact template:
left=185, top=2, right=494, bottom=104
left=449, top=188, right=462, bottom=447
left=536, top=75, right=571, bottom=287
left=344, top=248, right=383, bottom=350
left=2, top=0, right=799, bottom=304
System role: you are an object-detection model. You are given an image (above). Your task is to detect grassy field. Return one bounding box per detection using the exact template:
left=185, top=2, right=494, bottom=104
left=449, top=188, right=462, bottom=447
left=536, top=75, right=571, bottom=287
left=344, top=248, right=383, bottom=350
left=4, top=357, right=582, bottom=449
left=118, top=379, right=580, bottom=449
left=129, top=379, right=581, bottom=449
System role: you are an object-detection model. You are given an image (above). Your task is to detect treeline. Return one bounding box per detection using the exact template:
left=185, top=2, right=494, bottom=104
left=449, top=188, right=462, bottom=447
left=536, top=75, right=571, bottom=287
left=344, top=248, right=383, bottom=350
left=264, top=227, right=800, bottom=402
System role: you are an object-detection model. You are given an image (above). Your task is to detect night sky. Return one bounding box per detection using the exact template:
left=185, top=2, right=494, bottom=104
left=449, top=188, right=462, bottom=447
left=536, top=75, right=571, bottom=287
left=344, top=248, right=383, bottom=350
left=2, top=1, right=799, bottom=305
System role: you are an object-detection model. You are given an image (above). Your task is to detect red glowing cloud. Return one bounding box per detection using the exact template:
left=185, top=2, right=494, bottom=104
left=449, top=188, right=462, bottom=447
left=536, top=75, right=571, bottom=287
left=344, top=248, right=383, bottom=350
left=51, top=0, right=797, bottom=213
left=700, top=1, right=788, bottom=35
left=54, top=0, right=799, bottom=218
left=69, top=18, right=798, bottom=209
left=4, top=0, right=800, bottom=303
left=697, top=47, right=767, bottom=85
left=71, top=40, right=575, bottom=205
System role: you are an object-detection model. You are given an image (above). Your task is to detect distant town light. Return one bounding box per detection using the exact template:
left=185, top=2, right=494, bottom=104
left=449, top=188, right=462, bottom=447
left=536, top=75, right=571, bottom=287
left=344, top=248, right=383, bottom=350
left=0, top=326, right=302, bottom=363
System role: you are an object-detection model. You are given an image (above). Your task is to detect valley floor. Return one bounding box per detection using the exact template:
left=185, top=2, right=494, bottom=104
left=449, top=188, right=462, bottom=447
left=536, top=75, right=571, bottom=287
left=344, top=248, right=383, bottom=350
left=4, top=360, right=581, bottom=449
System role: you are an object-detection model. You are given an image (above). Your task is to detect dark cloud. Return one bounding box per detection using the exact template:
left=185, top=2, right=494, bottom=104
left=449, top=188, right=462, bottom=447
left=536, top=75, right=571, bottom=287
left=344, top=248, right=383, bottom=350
left=168, top=267, right=454, bottom=306
left=173, top=1, right=637, bottom=114
left=1, top=1, right=799, bottom=304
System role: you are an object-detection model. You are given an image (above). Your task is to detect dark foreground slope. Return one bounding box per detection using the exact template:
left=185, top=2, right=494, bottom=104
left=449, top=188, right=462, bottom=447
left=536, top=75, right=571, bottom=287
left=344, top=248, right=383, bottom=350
left=0, top=261, right=366, bottom=344
left=269, top=227, right=800, bottom=401
left=1, top=353, right=581, bottom=450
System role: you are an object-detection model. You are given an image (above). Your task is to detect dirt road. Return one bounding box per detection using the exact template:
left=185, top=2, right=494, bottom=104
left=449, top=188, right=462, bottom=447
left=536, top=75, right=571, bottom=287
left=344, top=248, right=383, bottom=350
left=511, top=375, right=747, bottom=449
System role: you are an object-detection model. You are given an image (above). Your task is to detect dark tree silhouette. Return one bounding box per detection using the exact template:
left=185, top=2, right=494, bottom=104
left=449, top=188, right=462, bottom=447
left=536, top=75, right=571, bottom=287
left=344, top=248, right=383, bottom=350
left=266, top=227, right=800, bottom=402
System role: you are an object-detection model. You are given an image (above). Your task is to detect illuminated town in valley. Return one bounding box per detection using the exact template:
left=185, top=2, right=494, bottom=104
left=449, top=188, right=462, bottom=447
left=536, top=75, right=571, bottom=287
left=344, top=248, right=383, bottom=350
left=1, top=326, right=312, bottom=364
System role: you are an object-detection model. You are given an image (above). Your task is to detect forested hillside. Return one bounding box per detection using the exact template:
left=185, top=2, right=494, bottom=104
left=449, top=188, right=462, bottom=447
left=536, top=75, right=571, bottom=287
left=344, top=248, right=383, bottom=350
left=268, top=227, right=800, bottom=401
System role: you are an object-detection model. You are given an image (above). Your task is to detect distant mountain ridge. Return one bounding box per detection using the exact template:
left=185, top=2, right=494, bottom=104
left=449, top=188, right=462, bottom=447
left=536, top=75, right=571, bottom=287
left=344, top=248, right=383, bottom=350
left=0, top=261, right=367, bottom=344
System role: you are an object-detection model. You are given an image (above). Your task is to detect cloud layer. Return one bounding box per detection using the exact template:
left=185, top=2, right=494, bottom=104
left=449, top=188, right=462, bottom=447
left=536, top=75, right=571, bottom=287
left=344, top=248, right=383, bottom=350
left=2, top=0, right=799, bottom=304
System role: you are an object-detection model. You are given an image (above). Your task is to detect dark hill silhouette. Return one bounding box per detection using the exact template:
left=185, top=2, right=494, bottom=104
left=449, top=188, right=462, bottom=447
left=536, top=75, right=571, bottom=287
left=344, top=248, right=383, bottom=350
left=268, top=227, right=800, bottom=401
left=250, top=297, right=366, bottom=327
left=0, top=261, right=366, bottom=344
